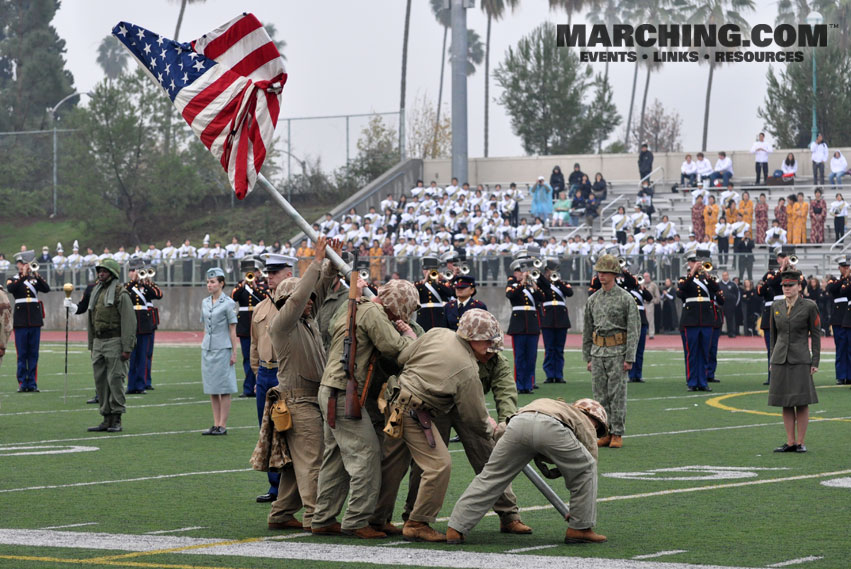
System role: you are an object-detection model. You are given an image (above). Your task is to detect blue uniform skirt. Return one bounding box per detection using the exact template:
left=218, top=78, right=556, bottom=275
left=201, top=348, right=237, bottom=395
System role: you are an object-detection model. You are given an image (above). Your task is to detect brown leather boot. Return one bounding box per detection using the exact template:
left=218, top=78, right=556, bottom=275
left=597, top=434, right=612, bottom=447
left=402, top=521, right=446, bottom=542
left=342, top=526, right=387, bottom=539
left=500, top=519, right=533, bottom=534
left=370, top=522, right=403, bottom=536
left=268, top=518, right=303, bottom=530
left=565, top=527, right=608, bottom=543
left=609, top=435, right=622, bottom=448
left=311, top=522, right=342, bottom=536
left=446, top=527, right=465, bottom=544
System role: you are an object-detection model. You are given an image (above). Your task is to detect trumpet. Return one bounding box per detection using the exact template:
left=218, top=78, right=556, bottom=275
left=459, top=263, right=471, bottom=275
left=245, top=271, right=258, bottom=283
left=138, top=268, right=156, bottom=280
left=637, top=275, right=645, bottom=286
left=428, top=269, right=440, bottom=280
left=359, top=269, right=371, bottom=281
left=29, top=261, right=39, bottom=272
left=788, top=255, right=798, bottom=266
left=549, top=271, right=561, bottom=282
left=532, top=258, right=544, bottom=269
left=618, top=257, right=627, bottom=268
left=529, top=269, right=541, bottom=280
left=442, top=270, right=455, bottom=280
left=702, top=261, right=714, bottom=272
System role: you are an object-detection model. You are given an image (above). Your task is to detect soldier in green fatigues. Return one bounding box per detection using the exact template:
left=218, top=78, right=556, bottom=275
left=86, top=259, right=137, bottom=433
left=582, top=255, right=640, bottom=448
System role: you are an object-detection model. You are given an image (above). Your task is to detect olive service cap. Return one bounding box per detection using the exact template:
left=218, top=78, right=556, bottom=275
left=377, top=279, right=419, bottom=322
left=95, top=258, right=121, bottom=279
left=593, top=254, right=620, bottom=274
left=456, top=308, right=504, bottom=352
left=573, top=398, right=609, bottom=438
left=779, top=270, right=802, bottom=284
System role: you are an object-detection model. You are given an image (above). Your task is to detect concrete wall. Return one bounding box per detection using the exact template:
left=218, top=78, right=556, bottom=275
left=43, top=283, right=593, bottom=333
left=423, top=148, right=851, bottom=187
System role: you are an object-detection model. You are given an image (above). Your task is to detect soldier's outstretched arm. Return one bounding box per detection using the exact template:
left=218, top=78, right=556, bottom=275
left=625, top=296, right=641, bottom=365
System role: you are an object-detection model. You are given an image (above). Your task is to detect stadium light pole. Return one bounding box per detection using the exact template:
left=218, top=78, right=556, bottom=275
left=48, top=91, right=89, bottom=218
left=450, top=0, right=469, bottom=185
left=805, top=11, right=823, bottom=144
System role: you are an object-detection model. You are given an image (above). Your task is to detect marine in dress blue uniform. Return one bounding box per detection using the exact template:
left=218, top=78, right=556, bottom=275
left=506, top=259, right=543, bottom=394
left=706, top=275, right=724, bottom=383
left=537, top=259, right=573, bottom=383
left=231, top=257, right=269, bottom=398
left=143, top=267, right=163, bottom=390
left=825, top=256, right=850, bottom=385
left=677, top=252, right=722, bottom=391
left=6, top=252, right=50, bottom=392
left=125, top=259, right=159, bottom=394
left=757, top=249, right=791, bottom=385
left=415, top=256, right=455, bottom=331
left=838, top=260, right=851, bottom=386
left=444, top=275, right=487, bottom=330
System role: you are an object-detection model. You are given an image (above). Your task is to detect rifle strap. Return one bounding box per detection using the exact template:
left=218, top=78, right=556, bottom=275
left=359, top=351, right=380, bottom=409
left=327, top=388, right=338, bottom=429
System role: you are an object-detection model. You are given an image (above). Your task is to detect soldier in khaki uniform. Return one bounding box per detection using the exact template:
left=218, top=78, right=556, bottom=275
left=391, top=350, right=532, bottom=535
left=0, top=285, right=11, bottom=371
left=582, top=255, right=640, bottom=448
left=85, top=259, right=137, bottom=433
left=378, top=309, right=502, bottom=542
left=447, top=398, right=609, bottom=545
left=265, top=236, right=340, bottom=530
left=311, top=279, right=419, bottom=538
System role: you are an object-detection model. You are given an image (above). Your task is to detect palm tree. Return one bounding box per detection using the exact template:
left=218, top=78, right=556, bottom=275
left=263, top=24, right=288, bottom=61
left=449, top=29, right=485, bottom=76
left=548, top=0, right=591, bottom=27
left=690, top=0, right=755, bottom=150
left=400, top=0, right=412, bottom=160
left=481, top=0, right=519, bottom=157
left=430, top=0, right=452, bottom=149
left=96, top=35, right=128, bottom=81
left=171, top=0, right=207, bottom=41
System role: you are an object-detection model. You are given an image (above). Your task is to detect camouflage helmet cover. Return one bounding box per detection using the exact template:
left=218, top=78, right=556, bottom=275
left=573, top=398, right=609, bottom=437
left=275, top=277, right=300, bottom=302
left=593, top=254, right=620, bottom=274
left=377, top=279, right=419, bottom=322
left=456, top=308, right=504, bottom=352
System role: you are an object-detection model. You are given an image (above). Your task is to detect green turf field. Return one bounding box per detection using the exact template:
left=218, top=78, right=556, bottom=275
left=1, top=343, right=850, bottom=569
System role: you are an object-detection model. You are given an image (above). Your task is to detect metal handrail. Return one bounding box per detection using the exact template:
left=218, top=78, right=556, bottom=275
left=640, top=166, right=665, bottom=184
left=829, top=229, right=851, bottom=251
left=562, top=223, right=588, bottom=240
left=601, top=193, right=627, bottom=222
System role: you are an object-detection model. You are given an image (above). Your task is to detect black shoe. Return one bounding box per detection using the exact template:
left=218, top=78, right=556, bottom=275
left=87, top=420, right=110, bottom=432
left=629, top=378, right=645, bottom=383
left=796, top=444, right=807, bottom=453
left=533, top=384, right=539, bottom=389
left=17, top=386, right=23, bottom=392
left=762, top=380, right=770, bottom=385
left=201, top=425, right=217, bottom=435
left=837, top=380, right=847, bottom=385
left=449, top=435, right=461, bottom=443
left=699, top=386, right=712, bottom=392
left=30, top=387, right=39, bottom=392
left=543, top=378, right=554, bottom=384
left=107, top=417, right=122, bottom=432
left=774, top=443, right=798, bottom=453
left=688, top=387, right=697, bottom=391
left=145, top=385, right=154, bottom=390
left=256, top=493, right=276, bottom=503
left=211, top=426, right=227, bottom=435
left=554, top=378, right=566, bottom=383
left=238, top=393, right=249, bottom=398
left=86, top=395, right=99, bottom=404
left=707, top=378, right=720, bottom=383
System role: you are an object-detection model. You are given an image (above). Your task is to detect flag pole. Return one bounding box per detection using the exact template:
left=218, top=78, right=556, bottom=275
left=256, top=174, right=374, bottom=299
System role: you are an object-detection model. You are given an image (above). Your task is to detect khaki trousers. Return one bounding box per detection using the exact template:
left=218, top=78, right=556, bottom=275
left=92, top=337, right=128, bottom=416
left=448, top=412, right=597, bottom=535
left=371, top=411, right=451, bottom=524
left=397, top=408, right=519, bottom=524
left=268, top=398, right=324, bottom=528
left=312, top=385, right=382, bottom=531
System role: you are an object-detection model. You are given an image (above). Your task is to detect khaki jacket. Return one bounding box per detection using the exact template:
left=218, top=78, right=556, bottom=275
left=514, top=398, right=598, bottom=460
left=250, top=297, right=278, bottom=376
left=268, top=260, right=336, bottom=393
left=321, top=298, right=413, bottom=394
left=0, top=288, right=11, bottom=356
left=478, top=353, right=518, bottom=423
left=769, top=297, right=821, bottom=367
left=397, top=328, right=491, bottom=439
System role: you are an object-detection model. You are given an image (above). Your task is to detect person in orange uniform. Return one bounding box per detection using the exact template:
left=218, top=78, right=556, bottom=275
left=296, top=241, right=315, bottom=276
left=788, top=192, right=808, bottom=244
left=738, top=191, right=755, bottom=228
left=703, top=195, right=720, bottom=241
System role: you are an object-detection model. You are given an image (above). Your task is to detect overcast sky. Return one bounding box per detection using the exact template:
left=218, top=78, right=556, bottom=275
left=55, top=0, right=788, bottom=175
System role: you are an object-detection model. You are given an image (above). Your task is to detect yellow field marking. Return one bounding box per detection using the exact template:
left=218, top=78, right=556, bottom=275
left=705, top=385, right=851, bottom=422
left=0, top=552, right=255, bottom=569
left=86, top=537, right=264, bottom=563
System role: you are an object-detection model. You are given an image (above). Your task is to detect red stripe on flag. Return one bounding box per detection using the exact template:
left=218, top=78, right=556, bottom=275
left=231, top=43, right=283, bottom=77
left=198, top=91, right=246, bottom=150
left=267, top=90, right=280, bottom=126
left=202, top=14, right=262, bottom=61
left=182, top=70, right=241, bottom=125
left=248, top=114, right=266, bottom=172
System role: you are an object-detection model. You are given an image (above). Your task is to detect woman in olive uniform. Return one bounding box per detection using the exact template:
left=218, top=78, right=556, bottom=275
left=769, top=270, right=820, bottom=453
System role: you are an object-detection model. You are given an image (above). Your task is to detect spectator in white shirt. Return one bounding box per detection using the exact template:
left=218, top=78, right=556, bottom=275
left=780, top=152, right=798, bottom=179
left=611, top=206, right=630, bottom=244
left=830, top=193, right=848, bottom=237
left=765, top=219, right=787, bottom=247
left=655, top=215, right=677, bottom=240
left=709, top=151, right=734, bottom=187
left=410, top=179, right=426, bottom=199
left=750, top=132, right=772, bottom=184
left=380, top=193, right=397, bottom=213
left=695, top=152, right=714, bottom=183
left=691, top=184, right=709, bottom=206
left=719, top=184, right=741, bottom=208
left=680, top=153, right=698, bottom=187
left=829, top=151, right=847, bottom=187
left=809, top=133, right=828, bottom=185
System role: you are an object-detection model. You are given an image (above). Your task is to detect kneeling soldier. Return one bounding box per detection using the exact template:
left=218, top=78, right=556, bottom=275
left=446, top=398, right=609, bottom=545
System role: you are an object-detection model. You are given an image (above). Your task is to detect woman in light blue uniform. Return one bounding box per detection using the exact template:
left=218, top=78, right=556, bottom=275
left=201, top=267, right=238, bottom=435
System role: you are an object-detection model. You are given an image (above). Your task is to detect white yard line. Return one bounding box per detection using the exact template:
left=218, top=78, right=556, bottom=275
left=0, top=468, right=252, bottom=494
left=0, top=397, right=255, bottom=417
left=1, top=426, right=257, bottom=447
left=663, top=407, right=691, bottom=411
left=504, top=544, right=559, bottom=553
left=633, top=550, right=689, bottom=559
left=768, top=556, right=825, bottom=567
left=0, top=528, right=755, bottom=569
left=377, top=540, right=410, bottom=546
left=37, top=522, right=98, bottom=530
left=144, top=526, right=207, bottom=534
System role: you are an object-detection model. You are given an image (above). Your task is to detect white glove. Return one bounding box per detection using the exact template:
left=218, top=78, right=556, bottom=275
left=64, top=297, right=78, bottom=312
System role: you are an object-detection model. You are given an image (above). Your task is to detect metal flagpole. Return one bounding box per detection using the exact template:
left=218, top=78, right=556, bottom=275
left=257, top=174, right=374, bottom=299
left=257, top=172, right=570, bottom=518
left=63, top=283, right=74, bottom=403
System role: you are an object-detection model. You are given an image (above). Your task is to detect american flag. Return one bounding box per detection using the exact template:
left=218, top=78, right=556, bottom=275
left=112, top=13, right=287, bottom=199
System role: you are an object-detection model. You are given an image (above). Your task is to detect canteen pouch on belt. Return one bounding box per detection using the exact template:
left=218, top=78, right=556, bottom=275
left=270, top=400, right=292, bottom=432
left=382, top=376, right=403, bottom=439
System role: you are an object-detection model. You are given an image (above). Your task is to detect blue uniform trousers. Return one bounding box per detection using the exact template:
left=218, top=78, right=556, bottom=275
left=541, top=327, right=567, bottom=380
left=14, top=327, right=40, bottom=390
left=628, top=325, right=648, bottom=380
left=255, top=366, right=281, bottom=496
left=763, top=330, right=771, bottom=384
left=145, top=331, right=155, bottom=388
left=706, top=327, right=721, bottom=379
left=836, top=326, right=849, bottom=382
left=240, top=336, right=256, bottom=397
left=683, top=326, right=712, bottom=389
left=511, top=334, right=538, bottom=392
left=128, top=333, right=152, bottom=392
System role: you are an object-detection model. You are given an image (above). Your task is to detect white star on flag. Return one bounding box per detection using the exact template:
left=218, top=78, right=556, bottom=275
left=136, top=28, right=144, bottom=40
left=117, top=25, right=127, bottom=37
left=192, top=60, right=204, bottom=72
left=143, top=43, right=151, bottom=54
